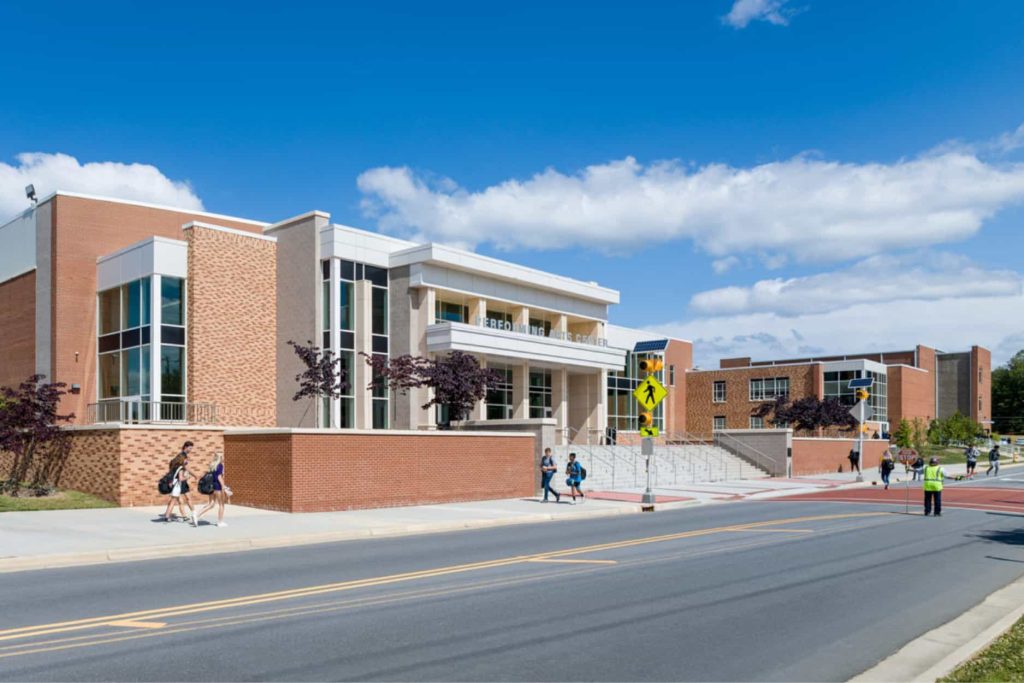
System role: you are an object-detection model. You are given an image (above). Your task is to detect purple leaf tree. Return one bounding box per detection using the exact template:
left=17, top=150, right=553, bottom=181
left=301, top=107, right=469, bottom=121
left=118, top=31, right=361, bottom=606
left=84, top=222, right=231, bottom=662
left=364, top=351, right=502, bottom=429
left=0, top=375, right=74, bottom=495
left=755, top=395, right=856, bottom=434
left=287, top=340, right=350, bottom=428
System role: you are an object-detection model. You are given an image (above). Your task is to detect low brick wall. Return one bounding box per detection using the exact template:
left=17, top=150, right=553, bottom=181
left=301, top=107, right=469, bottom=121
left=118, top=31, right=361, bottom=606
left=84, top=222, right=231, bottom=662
left=792, top=437, right=891, bottom=476
left=0, top=426, right=225, bottom=506
left=224, top=429, right=536, bottom=513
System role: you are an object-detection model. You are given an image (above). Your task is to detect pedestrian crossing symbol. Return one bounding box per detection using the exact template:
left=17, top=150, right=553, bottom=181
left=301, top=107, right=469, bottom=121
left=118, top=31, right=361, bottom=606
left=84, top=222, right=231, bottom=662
left=633, top=375, right=667, bottom=411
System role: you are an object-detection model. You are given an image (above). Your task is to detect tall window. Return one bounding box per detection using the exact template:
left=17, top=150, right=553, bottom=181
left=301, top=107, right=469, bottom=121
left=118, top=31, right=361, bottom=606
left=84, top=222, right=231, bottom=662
left=824, top=369, right=887, bottom=422
left=713, top=416, right=726, bottom=431
left=97, top=278, right=154, bottom=419
left=486, top=365, right=514, bottom=420
left=750, top=415, right=764, bottom=429
left=749, top=377, right=789, bottom=401
left=529, top=369, right=552, bottom=418
left=713, top=381, right=726, bottom=403
left=160, top=277, right=186, bottom=413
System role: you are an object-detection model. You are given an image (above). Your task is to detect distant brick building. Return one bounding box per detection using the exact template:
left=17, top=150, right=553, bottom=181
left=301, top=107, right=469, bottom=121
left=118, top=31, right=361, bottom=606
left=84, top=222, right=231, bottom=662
left=686, top=345, right=991, bottom=437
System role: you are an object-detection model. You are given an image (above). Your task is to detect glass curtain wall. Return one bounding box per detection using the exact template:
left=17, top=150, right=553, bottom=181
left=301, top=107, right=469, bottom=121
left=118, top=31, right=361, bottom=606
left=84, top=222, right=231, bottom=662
left=486, top=364, right=514, bottom=419
left=97, top=278, right=153, bottom=421
left=528, top=369, right=553, bottom=418
left=159, top=277, right=186, bottom=419
left=606, top=351, right=665, bottom=431
left=823, top=369, right=888, bottom=422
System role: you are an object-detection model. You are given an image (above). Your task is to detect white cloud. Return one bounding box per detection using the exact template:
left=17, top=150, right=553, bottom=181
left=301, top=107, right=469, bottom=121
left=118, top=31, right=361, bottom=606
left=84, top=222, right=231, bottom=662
left=0, top=152, right=203, bottom=221
left=712, top=256, right=741, bottom=274
left=357, top=138, right=1024, bottom=263
left=652, top=294, right=1024, bottom=370
left=722, top=0, right=796, bottom=29
left=690, top=253, right=1022, bottom=316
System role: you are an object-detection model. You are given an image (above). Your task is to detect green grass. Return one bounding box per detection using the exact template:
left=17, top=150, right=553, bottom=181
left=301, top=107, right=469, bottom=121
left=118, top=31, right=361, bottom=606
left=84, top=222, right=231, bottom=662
left=0, top=488, right=115, bottom=512
left=941, top=614, right=1024, bottom=682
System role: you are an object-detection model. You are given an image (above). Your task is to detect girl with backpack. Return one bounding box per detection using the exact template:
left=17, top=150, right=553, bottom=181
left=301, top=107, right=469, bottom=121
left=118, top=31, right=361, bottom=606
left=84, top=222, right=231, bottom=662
left=162, top=452, right=197, bottom=526
left=197, top=452, right=231, bottom=527
left=565, top=452, right=585, bottom=504
left=879, top=452, right=895, bottom=490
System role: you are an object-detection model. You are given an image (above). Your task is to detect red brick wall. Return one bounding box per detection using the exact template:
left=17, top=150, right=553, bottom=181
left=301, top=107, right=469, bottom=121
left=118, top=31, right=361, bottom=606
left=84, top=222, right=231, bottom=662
left=47, top=194, right=265, bottom=423
left=887, top=365, right=934, bottom=427
left=686, top=364, right=820, bottom=437
left=665, top=339, right=692, bottom=435
left=185, top=225, right=277, bottom=427
left=792, top=438, right=891, bottom=476
left=972, top=346, right=992, bottom=429
left=0, top=269, right=35, bottom=389
left=0, top=427, right=224, bottom=505
left=224, top=431, right=536, bottom=512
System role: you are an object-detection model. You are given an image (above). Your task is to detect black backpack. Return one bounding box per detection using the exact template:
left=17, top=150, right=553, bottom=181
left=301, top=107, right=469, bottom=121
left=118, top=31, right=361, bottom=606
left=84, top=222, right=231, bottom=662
left=198, top=472, right=215, bottom=495
left=580, top=466, right=587, bottom=481
left=157, top=471, right=175, bottom=495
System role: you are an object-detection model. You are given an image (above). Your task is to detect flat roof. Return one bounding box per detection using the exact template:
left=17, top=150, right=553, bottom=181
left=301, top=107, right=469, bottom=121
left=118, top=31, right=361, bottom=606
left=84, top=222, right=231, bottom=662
left=29, top=190, right=270, bottom=227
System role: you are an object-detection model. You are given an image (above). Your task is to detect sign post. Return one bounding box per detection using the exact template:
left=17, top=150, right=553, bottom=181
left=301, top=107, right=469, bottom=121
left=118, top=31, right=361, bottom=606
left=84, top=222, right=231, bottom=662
left=847, top=377, right=874, bottom=483
left=633, top=372, right=668, bottom=506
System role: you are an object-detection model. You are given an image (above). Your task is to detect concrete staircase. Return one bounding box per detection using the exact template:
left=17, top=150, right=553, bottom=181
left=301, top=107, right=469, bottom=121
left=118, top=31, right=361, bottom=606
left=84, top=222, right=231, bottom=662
left=552, top=442, right=770, bottom=491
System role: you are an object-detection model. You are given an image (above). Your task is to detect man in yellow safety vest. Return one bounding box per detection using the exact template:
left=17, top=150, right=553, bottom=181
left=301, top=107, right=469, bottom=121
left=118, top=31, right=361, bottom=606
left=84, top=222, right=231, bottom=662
left=923, top=456, right=946, bottom=516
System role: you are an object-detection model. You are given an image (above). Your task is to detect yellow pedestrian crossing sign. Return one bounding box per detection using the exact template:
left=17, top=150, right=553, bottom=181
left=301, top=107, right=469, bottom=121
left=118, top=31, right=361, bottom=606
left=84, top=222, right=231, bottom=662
left=633, top=375, right=667, bottom=411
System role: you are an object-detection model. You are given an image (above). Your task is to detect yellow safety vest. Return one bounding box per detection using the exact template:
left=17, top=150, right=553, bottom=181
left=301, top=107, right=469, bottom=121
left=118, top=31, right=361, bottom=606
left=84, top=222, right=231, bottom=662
left=923, top=465, right=944, bottom=492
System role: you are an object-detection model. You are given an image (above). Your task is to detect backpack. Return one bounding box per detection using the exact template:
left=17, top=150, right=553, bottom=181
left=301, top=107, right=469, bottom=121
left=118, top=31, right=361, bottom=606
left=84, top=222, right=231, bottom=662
left=157, top=471, right=175, bottom=495
left=198, top=472, right=216, bottom=495
left=580, top=466, right=587, bottom=481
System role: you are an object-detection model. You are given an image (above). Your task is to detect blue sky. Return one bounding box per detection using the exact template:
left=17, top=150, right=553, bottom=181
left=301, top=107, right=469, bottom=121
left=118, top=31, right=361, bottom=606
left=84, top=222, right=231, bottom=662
left=2, top=0, right=1023, bottom=366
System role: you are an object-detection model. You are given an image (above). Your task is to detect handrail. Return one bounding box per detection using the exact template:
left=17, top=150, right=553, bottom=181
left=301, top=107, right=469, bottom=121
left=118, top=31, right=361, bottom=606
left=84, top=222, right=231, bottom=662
left=86, top=400, right=218, bottom=425
left=711, top=430, right=779, bottom=475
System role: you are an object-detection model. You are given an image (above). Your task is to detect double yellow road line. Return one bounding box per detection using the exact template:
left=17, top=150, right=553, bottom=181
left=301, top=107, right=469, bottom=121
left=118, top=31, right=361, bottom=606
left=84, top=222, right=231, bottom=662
left=0, top=511, right=885, bottom=650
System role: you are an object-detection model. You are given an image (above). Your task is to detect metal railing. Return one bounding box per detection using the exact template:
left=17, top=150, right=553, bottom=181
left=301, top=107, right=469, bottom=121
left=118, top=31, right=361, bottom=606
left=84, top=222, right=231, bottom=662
left=86, top=400, right=218, bottom=425
left=711, top=430, right=781, bottom=476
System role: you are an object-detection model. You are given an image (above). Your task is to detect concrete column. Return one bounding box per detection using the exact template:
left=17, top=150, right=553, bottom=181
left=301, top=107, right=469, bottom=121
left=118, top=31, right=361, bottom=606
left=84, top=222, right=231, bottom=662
left=150, top=274, right=162, bottom=403
left=553, top=368, right=568, bottom=442
left=471, top=357, right=487, bottom=420
left=513, top=306, right=529, bottom=332
left=468, top=297, right=487, bottom=327
left=512, top=362, right=529, bottom=419
left=597, top=369, right=608, bottom=437
left=354, top=279, right=373, bottom=429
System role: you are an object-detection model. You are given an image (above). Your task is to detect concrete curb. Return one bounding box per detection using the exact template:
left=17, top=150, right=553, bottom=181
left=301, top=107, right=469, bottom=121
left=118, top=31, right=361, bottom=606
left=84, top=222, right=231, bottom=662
left=851, top=571, right=1024, bottom=682
left=0, top=500, right=692, bottom=574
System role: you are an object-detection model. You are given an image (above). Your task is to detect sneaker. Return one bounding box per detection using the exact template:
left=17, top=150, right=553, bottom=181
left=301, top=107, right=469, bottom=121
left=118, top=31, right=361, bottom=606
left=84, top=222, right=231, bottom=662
left=556, top=493, right=561, bottom=503
left=217, top=522, right=228, bottom=527
left=191, top=511, right=198, bottom=527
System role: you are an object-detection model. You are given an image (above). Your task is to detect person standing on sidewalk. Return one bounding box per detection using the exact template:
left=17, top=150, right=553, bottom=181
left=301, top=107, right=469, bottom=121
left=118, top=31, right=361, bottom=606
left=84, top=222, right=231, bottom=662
left=879, top=452, right=895, bottom=490
left=912, top=455, right=925, bottom=481
left=965, top=444, right=979, bottom=479
left=987, top=444, right=1001, bottom=477
left=565, top=452, right=585, bottom=504
left=923, top=456, right=947, bottom=516
left=539, top=448, right=561, bottom=503
left=197, top=451, right=231, bottom=527
left=848, top=447, right=860, bottom=474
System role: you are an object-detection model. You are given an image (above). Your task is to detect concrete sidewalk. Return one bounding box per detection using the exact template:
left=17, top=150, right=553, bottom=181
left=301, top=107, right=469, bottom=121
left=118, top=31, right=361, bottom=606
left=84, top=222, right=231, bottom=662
left=0, top=495, right=694, bottom=573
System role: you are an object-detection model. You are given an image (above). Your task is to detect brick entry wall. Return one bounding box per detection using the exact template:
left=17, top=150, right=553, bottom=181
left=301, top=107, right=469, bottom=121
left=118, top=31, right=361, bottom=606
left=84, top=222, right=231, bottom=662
left=224, top=430, right=536, bottom=512
left=0, top=426, right=225, bottom=506
left=792, top=438, right=891, bottom=476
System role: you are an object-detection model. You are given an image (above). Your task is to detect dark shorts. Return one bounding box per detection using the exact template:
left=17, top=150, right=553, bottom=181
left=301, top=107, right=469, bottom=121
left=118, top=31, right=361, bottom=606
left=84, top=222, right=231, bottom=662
left=180, top=481, right=190, bottom=494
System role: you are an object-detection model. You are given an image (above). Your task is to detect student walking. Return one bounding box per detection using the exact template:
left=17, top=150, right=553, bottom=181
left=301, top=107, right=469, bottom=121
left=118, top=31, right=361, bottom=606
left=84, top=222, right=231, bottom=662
left=163, top=451, right=197, bottom=526
left=911, top=455, right=925, bottom=482
left=565, top=452, right=585, bottom=504
left=965, top=445, right=979, bottom=479
left=879, top=452, right=895, bottom=490
left=539, top=448, right=561, bottom=503
left=197, top=451, right=231, bottom=527
left=987, top=445, right=1001, bottom=477
left=923, top=457, right=947, bottom=516
left=848, top=447, right=860, bottom=474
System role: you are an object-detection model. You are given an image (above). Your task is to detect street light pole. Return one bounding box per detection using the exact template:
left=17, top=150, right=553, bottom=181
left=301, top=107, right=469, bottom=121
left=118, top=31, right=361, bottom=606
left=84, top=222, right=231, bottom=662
left=856, top=400, right=865, bottom=483
left=641, top=437, right=655, bottom=505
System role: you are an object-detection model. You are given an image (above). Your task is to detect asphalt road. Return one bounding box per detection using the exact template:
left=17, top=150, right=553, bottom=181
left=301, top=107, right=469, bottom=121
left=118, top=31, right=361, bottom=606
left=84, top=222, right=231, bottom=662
left=4, top=477, right=1024, bottom=682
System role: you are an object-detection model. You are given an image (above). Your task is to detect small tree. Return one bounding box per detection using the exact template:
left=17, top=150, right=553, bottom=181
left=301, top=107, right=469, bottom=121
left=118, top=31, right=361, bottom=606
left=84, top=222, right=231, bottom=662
left=365, top=351, right=502, bottom=429
left=891, top=418, right=913, bottom=449
left=757, top=396, right=857, bottom=434
left=911, top=417, right=928, bottom=453
left=0, top=375, right=74, bottom=495
left=287, top=340, right=350, bottom=428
